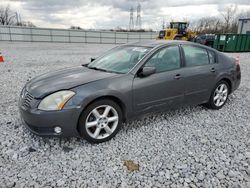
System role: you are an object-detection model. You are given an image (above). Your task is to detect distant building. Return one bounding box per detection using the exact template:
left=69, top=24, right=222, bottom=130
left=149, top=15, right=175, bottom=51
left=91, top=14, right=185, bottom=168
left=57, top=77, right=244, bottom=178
left=238, top=18, right=250, bottom=34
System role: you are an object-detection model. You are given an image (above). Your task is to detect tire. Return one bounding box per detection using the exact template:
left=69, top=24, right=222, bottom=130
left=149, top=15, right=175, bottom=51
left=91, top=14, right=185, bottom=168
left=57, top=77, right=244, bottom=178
left=174, top=36, right=181, bottom=40
left=78, top=99, right=123, bottom=143
left=188, top=37, right=195, bottom=42
left=205, top=80, right=229, bottom=110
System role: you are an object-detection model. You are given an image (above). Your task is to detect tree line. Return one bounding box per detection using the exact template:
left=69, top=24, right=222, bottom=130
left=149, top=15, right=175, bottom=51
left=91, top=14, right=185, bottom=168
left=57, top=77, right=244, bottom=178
left=0, top=5, right=36, bottom=27
left=190, top=5, right=250, bottom=34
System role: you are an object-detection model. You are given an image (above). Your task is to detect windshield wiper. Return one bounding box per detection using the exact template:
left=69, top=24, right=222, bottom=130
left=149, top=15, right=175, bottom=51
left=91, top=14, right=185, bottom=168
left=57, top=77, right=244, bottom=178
left=87, top=66, right=109, bottom=72
left=84, top=65, right=122, bottom=74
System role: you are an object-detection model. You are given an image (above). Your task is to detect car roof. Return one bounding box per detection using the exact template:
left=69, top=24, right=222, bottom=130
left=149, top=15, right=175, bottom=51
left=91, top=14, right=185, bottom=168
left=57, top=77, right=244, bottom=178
left=123, top=40, right=218, bottom=52
left=125, top=40, right=186, bottom=48
left=171, top=22, right=187, bottom=24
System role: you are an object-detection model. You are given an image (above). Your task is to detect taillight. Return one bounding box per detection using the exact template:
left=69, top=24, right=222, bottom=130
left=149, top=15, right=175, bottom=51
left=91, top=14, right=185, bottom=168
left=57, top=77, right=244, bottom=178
left=232, top=55, right=240, bottom=73
left=234, top=55, right=240, bottom=65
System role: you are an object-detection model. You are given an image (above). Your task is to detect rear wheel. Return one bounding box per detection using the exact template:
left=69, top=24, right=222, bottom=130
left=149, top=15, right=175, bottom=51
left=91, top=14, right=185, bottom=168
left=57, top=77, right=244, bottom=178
left=78, top=99, right=122, bottom=143
left=205, top=81, right=229, bottom=110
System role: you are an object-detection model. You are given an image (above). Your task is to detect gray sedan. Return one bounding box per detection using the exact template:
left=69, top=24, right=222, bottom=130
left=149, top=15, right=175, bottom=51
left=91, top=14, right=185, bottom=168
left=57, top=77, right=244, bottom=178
left=19, top=40, right=241, bottom=143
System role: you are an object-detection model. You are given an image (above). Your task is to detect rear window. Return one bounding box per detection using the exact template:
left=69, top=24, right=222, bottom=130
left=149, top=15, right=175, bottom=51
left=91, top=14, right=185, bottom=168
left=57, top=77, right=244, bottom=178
left=201, top=36, right=206, bottom=40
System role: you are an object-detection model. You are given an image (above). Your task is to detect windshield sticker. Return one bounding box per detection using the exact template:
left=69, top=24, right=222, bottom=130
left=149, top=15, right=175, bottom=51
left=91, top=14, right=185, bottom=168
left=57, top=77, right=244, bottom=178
left=132, top=48, right=148, bottom=53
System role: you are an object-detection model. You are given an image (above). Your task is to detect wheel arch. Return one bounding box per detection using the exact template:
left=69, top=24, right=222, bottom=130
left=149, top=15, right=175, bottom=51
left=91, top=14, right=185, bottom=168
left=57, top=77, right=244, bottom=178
left=219, top=78, right=232, bottom=94
left=79, top=95, right=127, bottom=123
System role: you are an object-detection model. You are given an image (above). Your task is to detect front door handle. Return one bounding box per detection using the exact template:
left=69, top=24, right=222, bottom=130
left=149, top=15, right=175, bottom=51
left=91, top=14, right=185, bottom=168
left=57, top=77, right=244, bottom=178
left=174, top=74, right=182, bottom=80
left=211, top=67, right=216, bottom=72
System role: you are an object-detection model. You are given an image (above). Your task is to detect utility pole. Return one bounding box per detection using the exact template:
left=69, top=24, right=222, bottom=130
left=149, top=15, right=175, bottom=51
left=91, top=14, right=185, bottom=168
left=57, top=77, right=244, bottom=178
left=15, top=12, right=19, bottom=25
left=162, top=19, right=165, bottom=30
left=129, top=7, right=134, bottom=31
left=136, top=3, right=142, bottom=30
left=19, top=13, right=22, bottom=24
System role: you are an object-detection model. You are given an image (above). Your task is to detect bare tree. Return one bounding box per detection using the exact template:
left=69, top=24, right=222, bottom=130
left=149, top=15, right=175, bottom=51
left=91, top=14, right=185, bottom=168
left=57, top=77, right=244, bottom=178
left=192, top=5, right=250, bottom=34
left=193, top=17, right=223, bottom=34
left=70, top=26, right=83, bottom=30
left=18, top=21, right=36, bottom=27
left=214, top=20, right=222, bottom=33
left=221, top=4, right=238, bottom=33
left=229, top=9, right=250, bottom=33
left=0, top=5, right=16, bottom=25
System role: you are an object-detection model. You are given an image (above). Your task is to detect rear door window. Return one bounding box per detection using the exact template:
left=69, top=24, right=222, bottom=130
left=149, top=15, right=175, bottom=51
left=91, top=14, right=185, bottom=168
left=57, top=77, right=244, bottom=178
left=208, top=50, right=216, bottom=64
left=182, top=45, right=210, bottom=67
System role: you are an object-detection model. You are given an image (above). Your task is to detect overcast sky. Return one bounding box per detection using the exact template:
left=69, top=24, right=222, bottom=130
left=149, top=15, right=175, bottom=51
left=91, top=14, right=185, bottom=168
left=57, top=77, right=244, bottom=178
left=1, top=0, right=250, bottom=30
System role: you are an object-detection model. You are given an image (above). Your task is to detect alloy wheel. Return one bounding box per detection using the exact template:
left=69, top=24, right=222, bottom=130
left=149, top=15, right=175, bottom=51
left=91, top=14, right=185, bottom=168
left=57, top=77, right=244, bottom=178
left=213, top=83, right=228, bottom=107
left=85, top=105, right=119, bottom=139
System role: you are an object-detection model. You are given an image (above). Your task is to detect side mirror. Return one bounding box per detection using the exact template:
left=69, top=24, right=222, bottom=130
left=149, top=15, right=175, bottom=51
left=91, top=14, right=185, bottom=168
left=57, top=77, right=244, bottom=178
left=90, top=57, right=96, bottom=62
left=138, top=66, right=156, bottom=77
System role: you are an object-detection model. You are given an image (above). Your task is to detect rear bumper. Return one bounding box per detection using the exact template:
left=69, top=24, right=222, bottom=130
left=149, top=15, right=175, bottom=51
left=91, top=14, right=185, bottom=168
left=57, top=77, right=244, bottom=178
left=19, top=105, right=81, bottom=137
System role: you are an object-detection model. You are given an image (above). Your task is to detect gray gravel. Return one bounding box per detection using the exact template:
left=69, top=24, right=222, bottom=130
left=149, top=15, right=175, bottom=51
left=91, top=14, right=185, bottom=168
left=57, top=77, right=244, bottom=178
left=0, top=42, right=249, bottom=187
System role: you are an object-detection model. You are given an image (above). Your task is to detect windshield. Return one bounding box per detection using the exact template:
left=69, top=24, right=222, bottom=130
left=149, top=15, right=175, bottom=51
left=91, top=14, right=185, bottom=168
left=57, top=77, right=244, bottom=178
left=171, top=23, right=179, bottom=29
left=159, top=30, right=165, bottom=38
left=87, top=46, right=151, bottom=74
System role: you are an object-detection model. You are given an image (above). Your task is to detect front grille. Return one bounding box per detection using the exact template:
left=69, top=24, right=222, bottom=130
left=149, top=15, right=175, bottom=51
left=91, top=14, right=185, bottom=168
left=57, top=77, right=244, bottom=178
left=22, top=91, right=34, bottom=108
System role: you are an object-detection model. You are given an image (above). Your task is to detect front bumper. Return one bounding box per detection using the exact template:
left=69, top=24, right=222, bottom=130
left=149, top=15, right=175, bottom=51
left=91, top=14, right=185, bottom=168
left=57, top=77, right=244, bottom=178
left=19, top=100, right=82, bottom=137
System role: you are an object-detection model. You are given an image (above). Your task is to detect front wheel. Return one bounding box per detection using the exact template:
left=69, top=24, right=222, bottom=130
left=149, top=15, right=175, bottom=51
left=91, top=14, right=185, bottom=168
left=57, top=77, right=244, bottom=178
left=205, top=81, right=229, bottom=110
left=78, top=99, right=122, bottom=143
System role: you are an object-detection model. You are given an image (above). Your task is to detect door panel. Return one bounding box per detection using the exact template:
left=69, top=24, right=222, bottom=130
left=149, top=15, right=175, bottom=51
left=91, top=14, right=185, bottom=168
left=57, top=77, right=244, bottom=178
left=132, top=45, right=184, bottom=112
left=181, top=64, right=218, bottom=105
left=132, top=71, right=184, bottom=112
left=181, top=45, right=218, bottom=105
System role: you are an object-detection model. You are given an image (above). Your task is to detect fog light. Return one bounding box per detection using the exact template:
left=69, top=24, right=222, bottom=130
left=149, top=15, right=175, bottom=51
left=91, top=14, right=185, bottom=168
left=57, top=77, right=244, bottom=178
left=54, top=126, right=62, bottom=134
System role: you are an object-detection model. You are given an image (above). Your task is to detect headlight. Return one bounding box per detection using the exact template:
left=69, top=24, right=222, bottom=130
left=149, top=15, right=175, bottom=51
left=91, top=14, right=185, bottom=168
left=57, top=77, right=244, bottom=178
left=38, top=90, right=75, bottom=111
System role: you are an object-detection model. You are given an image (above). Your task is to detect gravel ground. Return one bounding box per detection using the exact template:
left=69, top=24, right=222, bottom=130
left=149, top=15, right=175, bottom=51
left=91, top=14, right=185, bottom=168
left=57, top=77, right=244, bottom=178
left=0, top=42, right=249, bottom=188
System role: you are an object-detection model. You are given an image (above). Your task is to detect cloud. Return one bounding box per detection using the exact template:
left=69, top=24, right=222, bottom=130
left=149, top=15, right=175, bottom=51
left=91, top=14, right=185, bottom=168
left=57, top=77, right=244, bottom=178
left=1, top=0, right=250, bottom=29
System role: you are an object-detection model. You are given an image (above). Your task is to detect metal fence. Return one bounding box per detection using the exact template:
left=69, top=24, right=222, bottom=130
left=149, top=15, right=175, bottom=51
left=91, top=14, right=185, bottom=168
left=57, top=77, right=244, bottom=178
left=0, top=25, right=158, bottom=44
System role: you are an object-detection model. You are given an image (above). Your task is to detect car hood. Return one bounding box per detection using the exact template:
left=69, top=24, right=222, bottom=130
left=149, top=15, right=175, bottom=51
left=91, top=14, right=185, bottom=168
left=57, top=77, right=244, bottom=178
left=25, top=66, right=117, bottom=98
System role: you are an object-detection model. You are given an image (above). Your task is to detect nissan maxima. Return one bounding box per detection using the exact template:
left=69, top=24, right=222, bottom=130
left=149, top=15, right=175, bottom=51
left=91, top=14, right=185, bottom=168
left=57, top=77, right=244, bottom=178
left=19, top=41, right=241, bottom=143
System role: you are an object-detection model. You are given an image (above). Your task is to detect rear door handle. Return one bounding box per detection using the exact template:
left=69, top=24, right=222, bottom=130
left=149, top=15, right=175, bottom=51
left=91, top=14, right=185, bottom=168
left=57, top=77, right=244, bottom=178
left=174, top=74, right=182, bottom=80
left=211, top=67, right=216, bottom=72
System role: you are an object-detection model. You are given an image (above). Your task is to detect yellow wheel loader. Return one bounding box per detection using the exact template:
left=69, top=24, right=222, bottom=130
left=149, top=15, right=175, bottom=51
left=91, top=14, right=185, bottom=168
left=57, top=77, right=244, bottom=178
left=158, top=22, right=196, bottom=41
